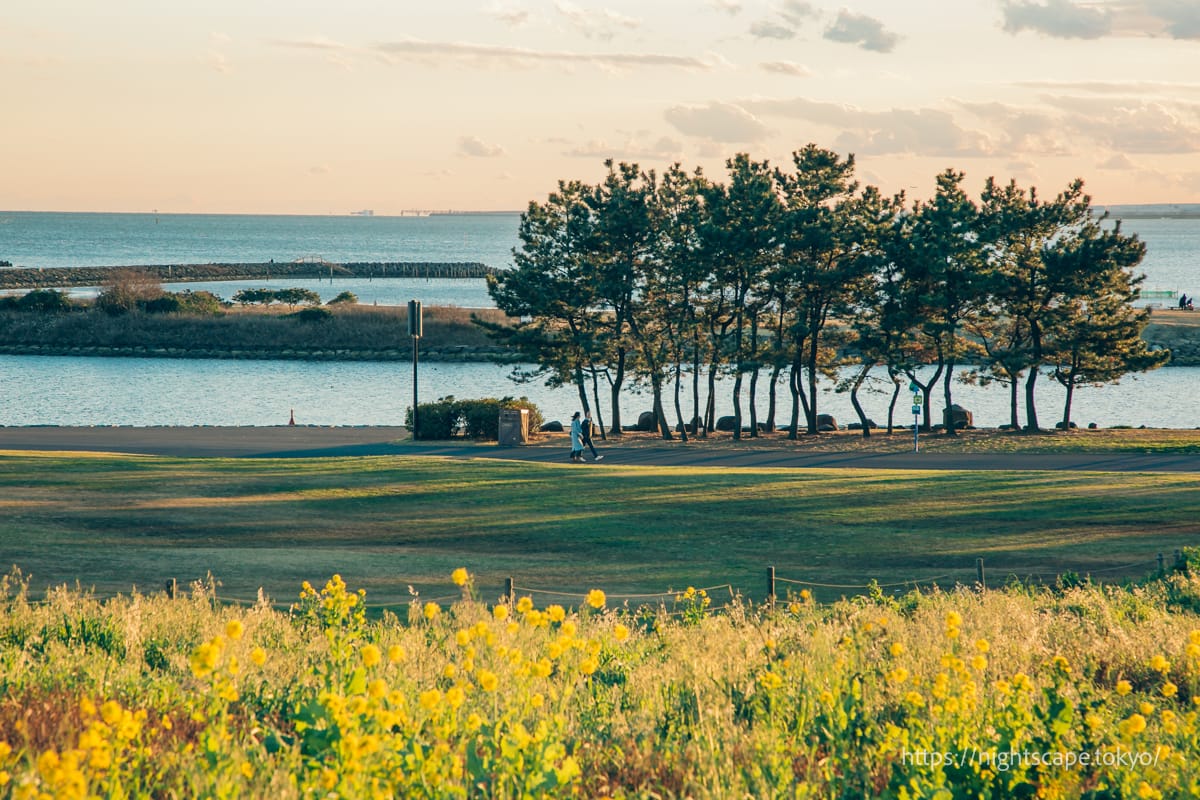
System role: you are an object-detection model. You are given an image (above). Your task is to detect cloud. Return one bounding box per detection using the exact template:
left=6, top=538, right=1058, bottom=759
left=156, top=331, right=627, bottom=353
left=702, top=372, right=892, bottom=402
left=823, top=11, right=901, bottom=52
left=563, top=134, right=684, bottom=160
left=374, top=38, right=711, bottom=71
left=710, top=0, right=742, bottom=14
left=554, top=1, right=640, bottom=41
left=760, top=60, right=813, bottom=76
left=1015, top=79, right=1200, bottom=96
left=488, top=2, right=531, bottom=27
left=742, top=97, right=995, bottom=156
left=1098, top=153, right=1136, bottom=169
left=1001, top=0, right=1112, bottom=39
left=274, top=36, right=347, bottom=51
left=1042, top=94, right=1200, bottom=153
left=779, top=0, right=817, bottom=26
left=207, top=52, right=232, bottom=74
left=1143, top=0, right=1200, bottom=39
left=664, top=102, right=770, bottom=143
left=458, top=136, right=506, bottom=157
left=750, top=20, right=796, bottom=39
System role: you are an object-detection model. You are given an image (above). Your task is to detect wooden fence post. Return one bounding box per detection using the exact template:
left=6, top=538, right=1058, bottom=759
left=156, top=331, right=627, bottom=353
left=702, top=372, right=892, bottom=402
left=767, top=566, right=776, bottom=608
left=1158, top=552, right=1166, bottom=576
left=504, top=577, right=514, bottom=607
left=166, top=578, right=177, bottom=599
left=976, top=558, right=985, bottom=589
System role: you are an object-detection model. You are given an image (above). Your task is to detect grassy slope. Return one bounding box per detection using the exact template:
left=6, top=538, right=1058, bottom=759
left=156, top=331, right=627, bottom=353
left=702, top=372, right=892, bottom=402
left=2, top=450, right=1197, bottom=608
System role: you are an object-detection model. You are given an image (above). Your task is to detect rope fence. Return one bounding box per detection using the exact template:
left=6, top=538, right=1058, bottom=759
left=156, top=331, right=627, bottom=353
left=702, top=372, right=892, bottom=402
left=8, top=552, right=1187, bottom=611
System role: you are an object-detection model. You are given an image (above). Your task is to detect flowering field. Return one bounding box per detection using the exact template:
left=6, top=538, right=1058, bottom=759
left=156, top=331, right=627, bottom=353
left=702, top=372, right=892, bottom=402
left=2, top=568, right=1200, bottom=798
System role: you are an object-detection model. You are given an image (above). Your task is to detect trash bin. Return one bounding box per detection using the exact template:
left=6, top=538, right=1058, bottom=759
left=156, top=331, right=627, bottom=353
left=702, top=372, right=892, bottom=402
left=497, top=408, right=529, bottom=446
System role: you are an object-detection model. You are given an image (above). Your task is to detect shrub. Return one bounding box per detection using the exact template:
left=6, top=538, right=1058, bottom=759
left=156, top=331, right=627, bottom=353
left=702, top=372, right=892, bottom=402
left=328, top=291, right=359, bottom=305
left=405, top=396, right=544, bottom=440
left=15, top=289, right=74, bottom=313
left=175, top=289, right=224, bottom=315
left=293, top=306, right=333, bottom=322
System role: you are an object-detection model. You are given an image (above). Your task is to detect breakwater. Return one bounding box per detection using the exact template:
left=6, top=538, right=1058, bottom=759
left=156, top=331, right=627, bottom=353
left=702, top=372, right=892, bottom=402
left=0, top=261, right=494, bottom=289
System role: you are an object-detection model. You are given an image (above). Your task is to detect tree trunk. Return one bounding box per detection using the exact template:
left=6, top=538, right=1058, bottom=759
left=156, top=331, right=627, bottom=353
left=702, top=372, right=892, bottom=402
left=705, top=360, right=718, bottom=434
left=850, top=362, right=872, bottom=437
left=805, top=336, right=820, bottom=435
left=942, top=358, right=957, bottom=437
left=1061, top=376, right=1075, bottom=431
left=588, top=365, right=607, bottom=441
left=693, top=336, right=704, bottom=439
left=575, top=365, right=590, bottom=415
left=765, top=364, right=781, bottom=432
left=1024, top=368, right=1040, bottom=432
left=886, top=369, right=900, bottom=434
left=609, top=347, right=626, bottom=437
left=788, top=359, right=802, bottom=441
left=673, top=360, right=688, bottom=443
left=652, top=374, right=673, bottom=440
left=732, top=368, right=744, bottom=441
left=1009, top=375, right=1019, bottom=431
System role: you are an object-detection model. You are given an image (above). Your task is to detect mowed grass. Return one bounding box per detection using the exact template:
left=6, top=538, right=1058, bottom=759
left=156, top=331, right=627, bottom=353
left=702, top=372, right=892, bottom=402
left=2, top=450, right=1198, bottom=608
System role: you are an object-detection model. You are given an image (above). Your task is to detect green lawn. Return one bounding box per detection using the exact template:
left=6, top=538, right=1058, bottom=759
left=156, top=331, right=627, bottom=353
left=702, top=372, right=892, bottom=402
left=2, top=451, right=1197, bottom=608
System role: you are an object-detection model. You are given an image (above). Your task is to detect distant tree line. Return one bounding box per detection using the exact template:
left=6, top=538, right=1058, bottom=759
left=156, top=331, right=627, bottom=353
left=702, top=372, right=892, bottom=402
left=485, top=144, right=1167, bottom=440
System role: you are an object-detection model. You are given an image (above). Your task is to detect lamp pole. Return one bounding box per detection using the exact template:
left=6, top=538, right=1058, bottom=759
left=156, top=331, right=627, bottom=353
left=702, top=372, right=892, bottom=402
left=408, top=300, right=422, bottom=439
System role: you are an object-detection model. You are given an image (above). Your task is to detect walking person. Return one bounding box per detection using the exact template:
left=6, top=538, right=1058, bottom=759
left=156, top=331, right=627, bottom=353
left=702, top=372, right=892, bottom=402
left=569, top=412, right=584, bottom=463
left=582, top=411, right=603, bottom=461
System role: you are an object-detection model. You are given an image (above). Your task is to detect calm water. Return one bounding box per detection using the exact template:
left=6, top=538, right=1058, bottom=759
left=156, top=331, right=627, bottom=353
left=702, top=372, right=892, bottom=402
left=1, top=355, right=1195, bottom=429
left=0, top=211, right=521, bottom=271
left=1, top=210, right=1199, bottom=428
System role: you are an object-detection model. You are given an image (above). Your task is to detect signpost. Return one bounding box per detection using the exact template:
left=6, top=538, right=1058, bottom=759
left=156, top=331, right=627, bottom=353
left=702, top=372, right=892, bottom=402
left=910, top=381, right=922, bottom=453
left=408, top=300, right=422, bottom=439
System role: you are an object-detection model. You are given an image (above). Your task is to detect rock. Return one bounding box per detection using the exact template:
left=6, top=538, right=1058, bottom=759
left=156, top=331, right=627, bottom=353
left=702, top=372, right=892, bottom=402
left=943, top=405, right=974, bottom=429
left=674, top=416, right=703, bottom=434
left=846, top=419, right=878, bottom=431
left=1055, top=421, right=1078, bottom=429
left=816, top=414, right=838, bottom=431
left=636, top=411, right=657, bottom=432
left=540, top=421, right=563, bottom=432
left=715, top=415, right=737, bottom=432
left=1088, top=422, right=1098, bottom=429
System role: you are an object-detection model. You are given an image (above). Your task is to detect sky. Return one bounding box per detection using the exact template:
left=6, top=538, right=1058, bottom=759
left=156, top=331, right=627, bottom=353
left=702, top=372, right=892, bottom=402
left=2, top=0, right=1199, bottom=214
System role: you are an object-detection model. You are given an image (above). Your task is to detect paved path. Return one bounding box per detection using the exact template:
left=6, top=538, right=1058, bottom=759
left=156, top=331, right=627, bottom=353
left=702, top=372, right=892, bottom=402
left=2, top=426, right=1200, bottom=472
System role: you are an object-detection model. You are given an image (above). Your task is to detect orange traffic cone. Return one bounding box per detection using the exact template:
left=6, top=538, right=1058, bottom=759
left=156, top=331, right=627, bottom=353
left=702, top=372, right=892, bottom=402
left=288, top=409, right=296, bottom=426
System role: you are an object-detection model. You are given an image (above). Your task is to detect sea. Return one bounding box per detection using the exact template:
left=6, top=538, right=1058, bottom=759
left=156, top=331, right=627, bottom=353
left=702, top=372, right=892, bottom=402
left=1, top=208, right=1198, bottom=429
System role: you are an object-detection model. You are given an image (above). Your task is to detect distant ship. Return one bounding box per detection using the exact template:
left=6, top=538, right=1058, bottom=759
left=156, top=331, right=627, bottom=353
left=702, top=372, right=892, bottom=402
left=349, top=209, right=374, bottom=217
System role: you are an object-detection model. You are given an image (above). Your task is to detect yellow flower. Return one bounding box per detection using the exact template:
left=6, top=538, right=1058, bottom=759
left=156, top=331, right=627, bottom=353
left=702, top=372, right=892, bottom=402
left=888, top=667, right=909, bottom=684
left=1150, top=654, right=1170, bottom=674
left=1138, top=782, right=1160, bottom=800
left=1116, top=679, right=1132, bottom=695
left=1052, top=655, right=1071, bottom=673
left=1162, top=681, right=1178, bottom=698
left=361, top=644, right=381, bottom=668
left=516, top=596, right=534, bottom=614
left=443, top=664, right=457, bottom=680
left=320, top=768, right=338, bottom=790
left=904, top=691, right=924, bottom=707
left=971, top=655, right=988, bottom=672
left=478, top=669, right=499, bottom=692
left=561, top=620, right=577, bottom=638
left=423, top=602, right=440, bottom=621
left=101, top=700, right=123, bottom=725
left=466, top=713, right=483, bottom=732
left=451, top=567, right=469, bottom=586
left=493, top=604, right=510, bottom=621
left=799, top=589, right=812, bottom=602
left=455, top=629, right=471, bottom=647
left=548, top=605, right=566, bottom=623
left=758, top=671, right=784, bottom=690
left=974, top=638, right=990, bottom=653
left=225, top=619, right=244, bottom=641
left=369, top=679, right=388, bottom=699
left=419, top=689, right=442, bottom=711
left=586, top=589, right=606, bottom=609
left=579, top=657, right=599, bottom=676
left=945, top=611, right=962, bottom=628
left=1120, top=713, right=1148, bottom=736
left=0, top=742, right=10, bottom=759
left=890, top=642, right=905, bottom=657
left=788, top=602, right=801, bottom=614
left=530, top=692, right=545, bottom=709
left=614, top=623, right=630, bottom=642
left=445, top=686, right=466, bottom=709
left=250, top=647, right=266, bottom=667
left=79, top=697, right=97, bottom=718
left=241, top=761, right=254, bottom=779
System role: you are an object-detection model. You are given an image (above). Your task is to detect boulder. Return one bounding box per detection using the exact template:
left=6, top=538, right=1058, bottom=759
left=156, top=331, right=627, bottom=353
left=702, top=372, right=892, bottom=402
left=1055, top=420, right=1078, bottom=429
left=816, top=414, right=838, bottom=432
left=1087, top=422, right=1098, bottom=430
left=943, top=405, right=973, bottom=430
left=715, top=415, right=737, bottom=432
left=540, top=421, right=564, bottom=433
left=674, top=416, right=703, bottom=434
left=636, top=411, right=657, bottom=432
